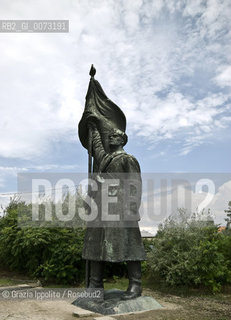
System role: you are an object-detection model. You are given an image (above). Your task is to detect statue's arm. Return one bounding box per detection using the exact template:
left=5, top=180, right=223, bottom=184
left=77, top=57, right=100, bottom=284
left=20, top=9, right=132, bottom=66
left=91, top=127, right=109, bottom=166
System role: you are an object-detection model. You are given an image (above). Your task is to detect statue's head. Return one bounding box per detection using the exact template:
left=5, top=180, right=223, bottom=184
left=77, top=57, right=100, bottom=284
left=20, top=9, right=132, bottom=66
left=108, top=128, right=128, bottom=147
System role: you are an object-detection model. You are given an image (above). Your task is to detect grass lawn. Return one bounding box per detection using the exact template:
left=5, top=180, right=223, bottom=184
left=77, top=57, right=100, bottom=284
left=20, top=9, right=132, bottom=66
left=0, top=278, right=19, bottom=287
left=0, top=268, right=36, bottom=287
left=104, top=276, right=128, bottom=291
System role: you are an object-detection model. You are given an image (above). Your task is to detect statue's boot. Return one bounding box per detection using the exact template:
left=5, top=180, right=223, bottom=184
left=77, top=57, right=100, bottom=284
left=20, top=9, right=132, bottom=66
left=121, top=261, right=142, bottom=300
left=88, top=260, right=104, bottom=288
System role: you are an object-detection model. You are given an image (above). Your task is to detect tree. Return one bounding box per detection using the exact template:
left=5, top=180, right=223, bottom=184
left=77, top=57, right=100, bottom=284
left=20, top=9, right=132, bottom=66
left=224, top=201, right=231, bottom=230
left=146, top=209, right=231, bottom=293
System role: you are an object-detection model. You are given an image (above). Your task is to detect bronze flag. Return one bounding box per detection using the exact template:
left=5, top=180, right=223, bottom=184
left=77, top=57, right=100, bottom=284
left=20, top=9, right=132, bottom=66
left=78, top=65, right=126, bottom=153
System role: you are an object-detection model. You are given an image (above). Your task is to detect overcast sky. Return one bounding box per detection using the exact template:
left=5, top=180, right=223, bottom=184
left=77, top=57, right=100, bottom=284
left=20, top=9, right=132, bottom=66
left=0, top=0, right=231, bottom=227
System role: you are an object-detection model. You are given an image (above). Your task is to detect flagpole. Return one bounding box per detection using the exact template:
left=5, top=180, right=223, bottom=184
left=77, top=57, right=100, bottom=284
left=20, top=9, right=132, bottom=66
left=84, top=65, right=96, bottom=288
left=85, top=126, right=92, bottom=288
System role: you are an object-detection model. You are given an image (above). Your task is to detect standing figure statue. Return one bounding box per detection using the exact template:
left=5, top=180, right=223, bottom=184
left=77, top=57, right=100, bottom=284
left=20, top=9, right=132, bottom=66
left=79, top=66, right=146, bottom=300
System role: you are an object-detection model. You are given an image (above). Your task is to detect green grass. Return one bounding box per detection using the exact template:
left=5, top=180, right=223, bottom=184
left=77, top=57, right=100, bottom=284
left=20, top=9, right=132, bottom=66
left=43, top=283, right=73, bottom=288
left=104, top=277, right=128, bottom=291
left=0, top=278, right=19, bottom=287
left=142, top=276, right=231, bottom=298
left=43, top=277, right=129, bottom=290
left=42, top=277, right=129, bottom=290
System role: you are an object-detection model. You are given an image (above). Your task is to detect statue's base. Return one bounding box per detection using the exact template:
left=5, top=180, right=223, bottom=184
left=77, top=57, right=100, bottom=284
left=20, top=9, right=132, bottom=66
left=72, top=289, right=162, bottom=315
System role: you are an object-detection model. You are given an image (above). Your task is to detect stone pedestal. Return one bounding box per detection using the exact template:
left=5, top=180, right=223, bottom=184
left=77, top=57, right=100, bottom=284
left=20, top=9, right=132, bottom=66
left=72, top=289, right=162, bottom=316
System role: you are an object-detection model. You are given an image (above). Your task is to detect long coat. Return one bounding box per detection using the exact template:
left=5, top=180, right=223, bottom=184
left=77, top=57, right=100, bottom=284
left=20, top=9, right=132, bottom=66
left=82, top=128, right=146, bottom=262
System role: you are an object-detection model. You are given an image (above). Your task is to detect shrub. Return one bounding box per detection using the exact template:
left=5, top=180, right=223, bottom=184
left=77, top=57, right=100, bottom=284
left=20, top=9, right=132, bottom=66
left=0, top=199, right=85, bottom=284
left=0, top=198, right=131, bottom=284
left=146, top=210, right=231, bottom=293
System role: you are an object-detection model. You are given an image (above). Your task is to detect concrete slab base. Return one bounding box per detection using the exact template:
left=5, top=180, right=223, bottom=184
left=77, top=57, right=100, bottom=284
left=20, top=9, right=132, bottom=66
left=93, top=317, right=116, bottom=320
left=72, top=306, right=99, bottom=318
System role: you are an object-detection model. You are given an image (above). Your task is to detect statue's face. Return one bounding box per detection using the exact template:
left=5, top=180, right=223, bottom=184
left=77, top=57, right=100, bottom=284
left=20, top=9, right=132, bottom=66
left=108, top=131, right=124, bottom=147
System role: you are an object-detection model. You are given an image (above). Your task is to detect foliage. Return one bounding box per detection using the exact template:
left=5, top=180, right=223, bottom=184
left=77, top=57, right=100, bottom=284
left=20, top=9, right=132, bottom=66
left=0, top=199, right=85, bottom=284
left=0, top=198, right=131, bottom=284
left=224, top=201, right=231, bottom=232
left=1, top=198, right=231, bottom=291
left=146, top=209, right=231, bottom=293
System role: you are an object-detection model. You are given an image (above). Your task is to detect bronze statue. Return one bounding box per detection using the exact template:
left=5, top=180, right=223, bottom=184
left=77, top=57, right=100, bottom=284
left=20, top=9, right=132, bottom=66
left=78, top=65, right=146, bottom=300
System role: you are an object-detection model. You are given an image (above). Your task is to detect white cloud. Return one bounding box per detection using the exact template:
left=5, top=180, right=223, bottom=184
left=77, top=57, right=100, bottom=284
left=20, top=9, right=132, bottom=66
left=183, top=0, right=205, bottom=17
left=0, top=164, right=80, bottom=192
left=215, top=65, right=231, bottom=88
left=0, top=0, right=230, bottom=161
left=139, top=175, right=231, bottom=228
left=210, top=180, right=231, bottom=224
